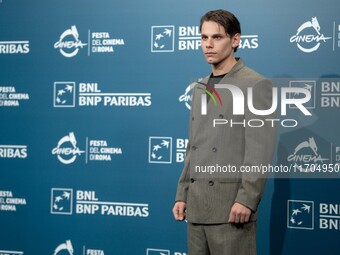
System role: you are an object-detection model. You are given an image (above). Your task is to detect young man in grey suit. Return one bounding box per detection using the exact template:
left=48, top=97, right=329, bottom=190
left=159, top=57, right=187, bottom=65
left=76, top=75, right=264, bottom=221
left=173, top=9, right=277, bottom=255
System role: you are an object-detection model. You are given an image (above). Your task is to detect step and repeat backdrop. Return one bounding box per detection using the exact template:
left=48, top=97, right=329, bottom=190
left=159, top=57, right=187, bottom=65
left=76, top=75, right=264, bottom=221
left=1, top=0, right=340, bottom=254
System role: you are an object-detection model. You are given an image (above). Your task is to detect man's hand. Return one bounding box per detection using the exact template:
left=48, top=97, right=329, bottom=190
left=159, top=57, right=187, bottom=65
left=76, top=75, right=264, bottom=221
left=172, top=201, right=186, bottom=221
left=228, top=202, right=252, bottom=223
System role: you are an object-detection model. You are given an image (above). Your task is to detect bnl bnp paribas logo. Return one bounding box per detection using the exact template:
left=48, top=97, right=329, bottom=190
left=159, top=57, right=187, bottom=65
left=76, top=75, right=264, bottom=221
left=53, top=82, right=151, bottom=108
left=51, top=188, right=73, bottom=215
left=54, top=25, right=125, bottom=57
left=290, top=17, right=334, bottom=53
left=54, top=82, right=76, bottom=107
left=147, top=249, right=170, bottom=255
left=0, top=39, right=29, bottom=54
left=287, top=200, right=314, bottom=230
left=0, top=250, right=24, bottom=255
left=148, top=137, right=188, bottom=164
left=288, top=199, right=340, bottom=231
left=147, top=248, right=187, bottom=255
left=0, top=144, right=27, bottom=159
left=151, top=25, right=258, bottom=52
left=51, top=188, right=149, bottom=217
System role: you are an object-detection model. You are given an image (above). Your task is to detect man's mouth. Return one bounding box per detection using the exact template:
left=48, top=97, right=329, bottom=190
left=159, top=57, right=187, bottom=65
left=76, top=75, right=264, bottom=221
left=205, top=52, right=215, bottom=56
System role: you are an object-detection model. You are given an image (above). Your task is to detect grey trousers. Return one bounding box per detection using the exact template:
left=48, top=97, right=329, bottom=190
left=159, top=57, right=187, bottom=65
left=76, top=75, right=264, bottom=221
left=188, top=222, right=257, bottom=255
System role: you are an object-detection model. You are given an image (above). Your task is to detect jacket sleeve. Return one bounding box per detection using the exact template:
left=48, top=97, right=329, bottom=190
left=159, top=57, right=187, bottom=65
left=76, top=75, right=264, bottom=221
left=234, top=78, right=277, bottom=212
left=175, top=83, right=198, bottom=203
left=175, top=141, right=191, bottom=202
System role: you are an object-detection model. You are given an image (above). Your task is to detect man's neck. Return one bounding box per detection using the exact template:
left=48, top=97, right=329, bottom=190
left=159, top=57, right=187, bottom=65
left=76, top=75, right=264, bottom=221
left=211, top=57, right=237, bottom=76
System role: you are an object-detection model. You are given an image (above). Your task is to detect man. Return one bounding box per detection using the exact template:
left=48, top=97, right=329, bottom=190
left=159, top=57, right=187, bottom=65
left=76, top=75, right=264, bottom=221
left=172, top=9, right=276, bottom=255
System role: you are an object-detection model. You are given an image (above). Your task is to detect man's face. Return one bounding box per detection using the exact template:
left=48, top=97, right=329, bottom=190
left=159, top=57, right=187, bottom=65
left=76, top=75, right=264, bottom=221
left=201, top=21, right=240, bottom=66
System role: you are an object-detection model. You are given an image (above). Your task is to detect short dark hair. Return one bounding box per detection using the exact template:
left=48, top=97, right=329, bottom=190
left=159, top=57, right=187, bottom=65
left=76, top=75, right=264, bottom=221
left=200, top=9, right=241, bottom=52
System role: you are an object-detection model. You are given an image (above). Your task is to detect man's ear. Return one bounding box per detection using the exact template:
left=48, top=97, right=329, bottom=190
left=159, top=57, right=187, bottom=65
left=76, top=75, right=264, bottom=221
left=232, top=33, right=241, bottom=49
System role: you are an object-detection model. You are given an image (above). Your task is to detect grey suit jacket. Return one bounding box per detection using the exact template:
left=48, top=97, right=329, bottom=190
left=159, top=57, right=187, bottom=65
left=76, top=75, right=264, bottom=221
left=175, top=58, right=277, bottom=224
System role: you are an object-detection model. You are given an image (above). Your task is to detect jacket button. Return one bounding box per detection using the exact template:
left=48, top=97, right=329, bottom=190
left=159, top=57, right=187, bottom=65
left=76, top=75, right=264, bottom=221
left=192, top=146, right=197, bottom=151
left=192, top=117, right=195, bottom=121
left=219, top=114, right=224, bottom=118
left=209, top=180, right=214, bottom=186
left=212, top=147, right=217, bottom=152
left=190, top=178, right=195, bottom=183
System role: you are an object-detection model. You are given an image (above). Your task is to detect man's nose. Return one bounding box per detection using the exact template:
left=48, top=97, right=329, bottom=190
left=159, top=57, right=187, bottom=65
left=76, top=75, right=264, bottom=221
left=205, top=38, right=213, bottom=48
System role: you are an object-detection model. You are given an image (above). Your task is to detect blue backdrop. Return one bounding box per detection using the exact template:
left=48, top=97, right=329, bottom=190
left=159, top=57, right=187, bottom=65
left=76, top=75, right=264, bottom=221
left=1, top=0, right=340, bottom=254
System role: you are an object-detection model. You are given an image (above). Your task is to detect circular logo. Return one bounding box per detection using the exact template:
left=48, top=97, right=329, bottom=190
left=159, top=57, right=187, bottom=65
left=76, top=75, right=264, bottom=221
left=52, top=132, right=85, bottom=164
left=54, top=26, right=87, bottom=57
left=290, top=17, right=331, bottom=53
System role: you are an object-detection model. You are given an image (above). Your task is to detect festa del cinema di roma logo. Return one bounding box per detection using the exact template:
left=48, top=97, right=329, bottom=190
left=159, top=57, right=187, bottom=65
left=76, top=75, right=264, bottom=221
left=51, top=131, right=123, bottom=164
left=54, top=25, right=87, bottom=57
left=287, top=137, right=329, bottom=172
left=54, top=240, right=74, bottom=255
left=53, top=239, right=105, bottom=255
left=54, top=26, right=124, bottom=57
left=179, top=81, right=312, bottom=128
left=51, top=132, right=85, bottom=164
left=290, top=17, right=331, bottom=53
